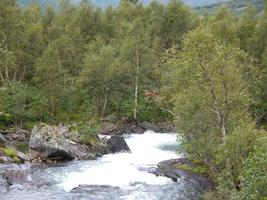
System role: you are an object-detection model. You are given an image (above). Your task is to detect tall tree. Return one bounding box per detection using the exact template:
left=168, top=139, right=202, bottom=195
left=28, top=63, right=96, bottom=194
left=119, top=18, right=151, bottom=120
left=34, top=43, right=64, bottom=117
left=166, top=26, right=251, bottom=162
left=79, top=38, right=120, bottom=116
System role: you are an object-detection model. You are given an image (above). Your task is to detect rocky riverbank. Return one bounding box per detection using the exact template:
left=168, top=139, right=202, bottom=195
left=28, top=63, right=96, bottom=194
left=100, top=120, right=175, bottom=135
left=0, top=132, right=212, bottom=200
left=0, top=123, right=132, bottom=193
left=0, top=123, right=131, bottom=165
left=0, top=119, right=175, bottom=164
left=150, top=158, right=213, bottom=191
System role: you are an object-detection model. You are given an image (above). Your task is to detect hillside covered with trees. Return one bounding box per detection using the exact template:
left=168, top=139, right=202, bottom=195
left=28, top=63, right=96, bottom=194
left=18, top=0, right=228, bottom=8
left=0, top=0, right=266, bottom=199
left=196, top=0, right=264, bottom=14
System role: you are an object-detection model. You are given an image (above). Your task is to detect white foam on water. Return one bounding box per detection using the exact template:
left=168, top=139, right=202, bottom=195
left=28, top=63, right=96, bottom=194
left=59, top=131, right=178, bottom=191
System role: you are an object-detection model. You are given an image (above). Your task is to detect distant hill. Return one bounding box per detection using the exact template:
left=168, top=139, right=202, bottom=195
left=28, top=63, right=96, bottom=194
left=18, top=0, right=228, bottom=9
left=18, top=0, right=263, bottom=13
left=183, top=0, right=229, bottom=7
left=18, top=0, right=58, bottom=8
left=88, top=0, right=229, bottom=8
left=195, top=0, right=264, bottom=14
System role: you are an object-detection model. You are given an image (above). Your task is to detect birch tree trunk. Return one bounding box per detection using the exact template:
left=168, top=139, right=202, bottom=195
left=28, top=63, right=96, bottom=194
left=102, top=87, right=108, bottom=117
left=133, top=45, right=139, bottom=120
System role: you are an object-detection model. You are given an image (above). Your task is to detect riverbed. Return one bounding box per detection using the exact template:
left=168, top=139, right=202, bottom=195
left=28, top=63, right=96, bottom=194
left=1, top=132, right=204, bottom=200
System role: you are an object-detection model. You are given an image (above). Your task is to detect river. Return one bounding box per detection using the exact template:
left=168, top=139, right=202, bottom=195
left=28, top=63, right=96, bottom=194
left=1, top=131, right=204, bottom=200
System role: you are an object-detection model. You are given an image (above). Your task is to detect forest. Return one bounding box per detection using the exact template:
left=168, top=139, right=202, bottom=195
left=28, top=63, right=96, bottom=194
left=0, top=0, right=266, bottom=199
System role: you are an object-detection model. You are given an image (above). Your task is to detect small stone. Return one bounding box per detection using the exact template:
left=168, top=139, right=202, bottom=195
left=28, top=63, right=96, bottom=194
left=0, top=133, right=7, bottom=146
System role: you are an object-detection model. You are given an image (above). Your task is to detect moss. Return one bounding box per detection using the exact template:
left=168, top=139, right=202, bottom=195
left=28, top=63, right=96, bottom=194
left=13, top=156, right=21, bottom=163
left=176, top=164, right=209, bottom=174
left=73, top=120, right=101, bottom=135
left=0, top=147, right=22, bottom=163
left=3, top=147, right=18, bottom=158
left=190, top=159, right=205, bottom=165
left=81, top=134, right=100, bottom=146
left=25, top=121, right=38, bottom=129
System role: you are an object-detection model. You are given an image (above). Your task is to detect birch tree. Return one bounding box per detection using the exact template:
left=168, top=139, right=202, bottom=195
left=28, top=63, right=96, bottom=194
left=166, top=26, right=251, bottom=161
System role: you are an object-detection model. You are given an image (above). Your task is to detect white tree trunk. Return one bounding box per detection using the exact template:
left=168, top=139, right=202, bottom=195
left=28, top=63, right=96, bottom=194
left=134, top=46, right=139, bottom=120
left=102, top=88, right=108, bottom=117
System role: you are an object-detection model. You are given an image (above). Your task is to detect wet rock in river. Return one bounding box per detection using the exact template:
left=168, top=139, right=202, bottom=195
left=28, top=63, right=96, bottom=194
left=107, top=136, right=131, bottom=153
left=150, top=158, right=213, bottom=191
left=71, top=184, right=120, bottom=193
left=2, top=170, right=31, bottom=185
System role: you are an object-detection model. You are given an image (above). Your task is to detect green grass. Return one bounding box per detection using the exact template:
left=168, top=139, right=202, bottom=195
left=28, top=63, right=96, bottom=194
left=81, top=134, right=100, bottom=146
left=0, top=147, right=21, bottom=163
left=13, top=156, right=21, bottom=162
left=13, top=142, right=29, bottom=153
left=25, top=121, right=39, bottom=129
left=176, top=164, right=209, bottom=174
left=3, top=147, right=17, bottom=158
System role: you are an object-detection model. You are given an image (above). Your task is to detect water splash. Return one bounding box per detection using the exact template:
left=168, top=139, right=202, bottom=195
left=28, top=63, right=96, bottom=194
left=59, top=131, right=178, bottom=191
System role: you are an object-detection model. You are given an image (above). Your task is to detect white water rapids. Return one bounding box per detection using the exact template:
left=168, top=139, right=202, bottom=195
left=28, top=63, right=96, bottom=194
left=60, top=131, right=178, bottom=191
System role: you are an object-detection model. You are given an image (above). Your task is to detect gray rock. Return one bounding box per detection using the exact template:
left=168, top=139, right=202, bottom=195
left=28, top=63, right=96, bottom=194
left=151, top=158, right=213, bottom=191
left=157, top=122, right=176, bottom=133
left=100, top=123, right=123, bottom=135
left=0, top=164, right=21, bottom=173
left=29, top=125, right=94, bottom=162
left=3, top=170, right=31, bottom=185
left=107, top=136, right=131, bottom=153
left=71, top=184, right=120, bottom=193
left=17, top=151, right=29, bottom=162
left=0, top=155, right=13, bottom=163
left=140, top=122, right=161, bottom=132
left=0, top=133, right=7, bottom=146
left=123, top=122, right=145, bottom=134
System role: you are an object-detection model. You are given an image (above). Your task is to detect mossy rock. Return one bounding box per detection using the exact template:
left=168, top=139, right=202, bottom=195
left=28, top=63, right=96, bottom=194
left=176, top=164, right=209, bottom=174
left=0, top=147, right=22, bottom=163
left=159, top=158, right=209, bottom=175
left=13, top=156, right=21, bottom=163
left=25, top=121, right=39, bottom=129
left=4, top=147, right=17, bottom=158
left=81, top=134, right=101, bottom=146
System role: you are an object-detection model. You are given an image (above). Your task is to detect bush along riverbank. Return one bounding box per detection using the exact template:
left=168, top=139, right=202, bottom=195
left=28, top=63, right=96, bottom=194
left=163, top=9, right=267, bottom=199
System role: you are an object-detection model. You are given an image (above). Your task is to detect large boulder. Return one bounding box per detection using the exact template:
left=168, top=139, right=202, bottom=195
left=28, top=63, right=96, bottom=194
left=29, top=125, right=95, bottom=162
left=107, top=136, right=131, bottom=153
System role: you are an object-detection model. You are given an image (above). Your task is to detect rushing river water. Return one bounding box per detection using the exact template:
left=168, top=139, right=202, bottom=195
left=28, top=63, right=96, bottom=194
left=1, top=132, right=204, bottom=200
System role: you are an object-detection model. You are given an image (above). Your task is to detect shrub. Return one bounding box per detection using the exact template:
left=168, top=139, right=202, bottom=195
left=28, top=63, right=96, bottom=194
left=239, top=137, right=267, bottom=200
left=0, top=81, right=49, bottom=124
left=81, top=134, right=100, bottom=146
left=74, top=119, right=100, bottom=135
left=2, top=147, right=17, bottom=158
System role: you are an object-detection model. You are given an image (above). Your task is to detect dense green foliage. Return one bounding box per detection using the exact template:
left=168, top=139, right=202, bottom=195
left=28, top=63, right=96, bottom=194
left=0, top=0, right=266, bottom=199
left=0, top=0, right=197, bottom=124
left=164, top=2, right=267, bottom=199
